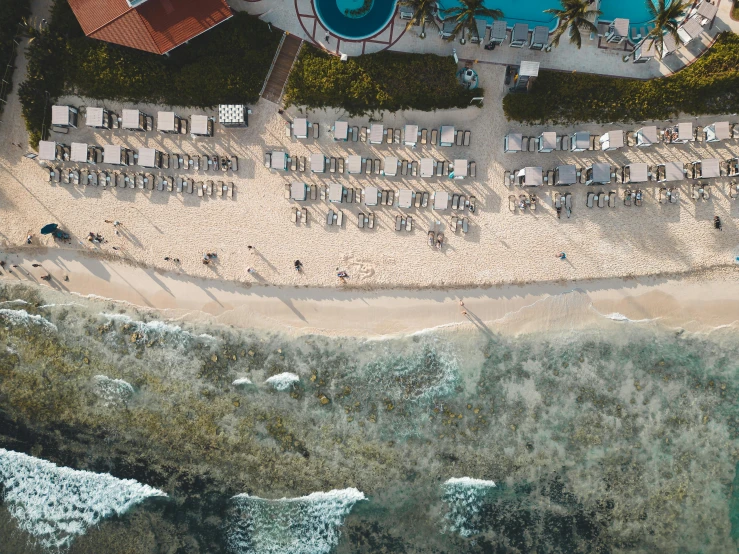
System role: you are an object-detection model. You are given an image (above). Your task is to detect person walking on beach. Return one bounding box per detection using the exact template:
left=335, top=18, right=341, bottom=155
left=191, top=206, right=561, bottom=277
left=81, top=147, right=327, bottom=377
left=294, top=260, right=302, bottom=272
left=26, top=234, right=33, bottom=244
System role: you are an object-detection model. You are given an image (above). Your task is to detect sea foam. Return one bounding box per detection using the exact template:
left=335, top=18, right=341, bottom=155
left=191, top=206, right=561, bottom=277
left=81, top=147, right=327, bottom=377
left=265, top=372, right=300, bottom=391
left=0, top=449, right=167, bottom=550
left=227, top=488, right=366, bottom=554
left=232, top=377, right=254, bottom=386
left=443, top=477, right=497, bottom=538
left=0, top=308, right=57, bottom=332
left=93, top=374, right=134, bottom=406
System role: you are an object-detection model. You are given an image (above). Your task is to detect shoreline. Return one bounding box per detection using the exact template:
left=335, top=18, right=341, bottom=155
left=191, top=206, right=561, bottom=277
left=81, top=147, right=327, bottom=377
left=2, top=248, right=738, bottom=338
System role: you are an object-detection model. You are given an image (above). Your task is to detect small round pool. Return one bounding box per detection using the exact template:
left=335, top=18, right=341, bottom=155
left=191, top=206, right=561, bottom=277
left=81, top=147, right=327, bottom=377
left=315, top=0, right=398, bottom=40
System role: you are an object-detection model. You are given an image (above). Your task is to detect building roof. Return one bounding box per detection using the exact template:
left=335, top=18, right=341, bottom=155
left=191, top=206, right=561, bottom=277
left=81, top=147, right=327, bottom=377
left=68, top=0, right=233, bottom=55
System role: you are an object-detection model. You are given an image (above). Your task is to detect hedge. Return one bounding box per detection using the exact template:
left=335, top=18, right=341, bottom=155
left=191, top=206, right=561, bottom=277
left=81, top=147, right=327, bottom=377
left=0, top=0, right=31, bottom=118
left=284, top=44, right=482, bottom=115
left=503, top=32, right=739, bottom=125
left=19, top=0, right=281, bottom=148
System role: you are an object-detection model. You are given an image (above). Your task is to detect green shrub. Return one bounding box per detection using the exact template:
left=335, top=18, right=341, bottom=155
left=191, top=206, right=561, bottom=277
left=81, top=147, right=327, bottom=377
left=0, top=0, right=31, bottom=117
left=284, top=44, right=482, bottom=115
left=19, top=1, right=281, bottom=148
left=503, top=32, right=739, bottom=124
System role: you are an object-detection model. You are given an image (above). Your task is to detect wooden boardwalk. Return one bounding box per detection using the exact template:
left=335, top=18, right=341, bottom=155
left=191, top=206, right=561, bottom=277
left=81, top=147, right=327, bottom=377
left=262, top=34, right=302, bottom=104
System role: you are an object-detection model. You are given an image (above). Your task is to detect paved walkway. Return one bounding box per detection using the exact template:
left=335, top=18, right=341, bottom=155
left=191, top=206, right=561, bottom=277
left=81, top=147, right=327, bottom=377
left=231, top=0, right=738, bottom=79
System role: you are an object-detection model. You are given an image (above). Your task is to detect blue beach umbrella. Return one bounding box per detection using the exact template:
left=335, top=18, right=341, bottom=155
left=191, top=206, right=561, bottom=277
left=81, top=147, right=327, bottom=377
left=40, top=223, right=58, bottom=235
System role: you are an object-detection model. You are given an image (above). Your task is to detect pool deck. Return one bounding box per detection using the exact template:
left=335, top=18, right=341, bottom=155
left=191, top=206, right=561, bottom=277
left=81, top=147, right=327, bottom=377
left=234, top=0, right=739, bottom=79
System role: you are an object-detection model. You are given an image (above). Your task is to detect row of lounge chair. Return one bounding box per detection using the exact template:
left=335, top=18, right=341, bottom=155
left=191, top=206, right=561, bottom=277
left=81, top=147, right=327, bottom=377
left=322, top=121, right=472, bottom=147
left=586, top=191, right=618, bottom=208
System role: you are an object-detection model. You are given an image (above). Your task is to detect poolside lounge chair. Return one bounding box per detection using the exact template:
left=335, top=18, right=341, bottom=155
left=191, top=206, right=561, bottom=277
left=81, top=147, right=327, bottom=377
left=394, top=129, right=401, bottom=144
left=313, top=123, right=319, bottom=139
left=529, top=194, right=537, bottom=211
left=587, top=192, right=595, bottom=208
left=504, top=170, right=512, bottom=186
left=421, top=129, right=428, bottom=144
left=463, top=131, right=471, bottom=146
left=458, top=194, right=466, bottom=211
left=301, top=157, right=308, bottom=172
left=360, top=127, right=367, bottom=142
left=422, top=192, right=429, bottom=207
left=659, top=187, right=667, bottom=204
left=430, top=129, right=438, bottom=145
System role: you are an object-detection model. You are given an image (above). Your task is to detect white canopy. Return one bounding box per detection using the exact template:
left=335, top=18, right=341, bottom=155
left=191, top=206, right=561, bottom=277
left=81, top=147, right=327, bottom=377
left=698, top=1, right=718, bottom=20
left=679, top=16, right=702, bottom=43
left=70, top=142, right=88, bottom=163
left=329, top=182, right=344, bottom=202
left=433, top=191, right=449, bottom=210
left=38, top=141, right=57, bottom=161
left=157, top=111, right=177, bottom=132
left=51, top=105, right=74, bottom=126
left=538, top=132, right=556, bottom=152
left=505, top=133, right=523, bottom=152
left=347, top=155, right=362, bottom=174
left=518, top=166, right=542, bottom=186
left=420, top=158, right=435, bottom=178
left=625, top=163, right=648, bottom=183
left=440, top=126, right=455, bottom=146
left=334, top=121, right=348, bottom=140
left=571, top=131, right=590, bottom=151
left=103, top=144, right=123, bottom=165
left=310, top=153, right=325, bottom=173
left=453, top=159, right=468, bottom=179
left=705, top=121, right=730, bottom=142
left=637, top=126, right=658, bottom=146
left=121, top=109, right=143, bottom=130
left=271, top=151, right=287, bottom=170
left=398, top=189, right=413, bottom=208
left=698, top=158, right=720, bottom=178
left=191, top=115, right=210, bottom=136
left=293, top=118, right=308, bottom=138
left=600, top=130, right=624, bottom=150
left=590, top=163, right=611, bottom=184
left=677, top=122, right=693, bottom=142
left=86, top=107, right=105, bottom=128
left=383, top=156, right=399, bottom=177
left=404, top=125, right=419, bottom=145
left=291, top=182, right=306, bottom=201
left=138, top=147, right=158, bottom=168
left=364, top=186, right=379, bottom=206
left=218, top=104, right=246, bottom=125
left=369, top=124, right=384, bottom=144
left=663, top=161, right=684, bottom=182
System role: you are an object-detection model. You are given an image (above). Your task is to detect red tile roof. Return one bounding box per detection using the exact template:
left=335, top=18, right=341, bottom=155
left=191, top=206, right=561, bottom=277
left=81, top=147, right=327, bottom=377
left=68, top=0, right=232, bottom=55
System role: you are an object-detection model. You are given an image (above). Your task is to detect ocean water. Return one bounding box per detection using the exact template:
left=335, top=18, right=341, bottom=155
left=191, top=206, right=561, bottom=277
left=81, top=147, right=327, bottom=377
left=0, top=282, right=738, bottom=553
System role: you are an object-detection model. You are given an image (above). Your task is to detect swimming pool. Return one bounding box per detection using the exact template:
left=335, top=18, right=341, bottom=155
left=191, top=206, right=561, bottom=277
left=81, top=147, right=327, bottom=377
left=315, top=0, right=655, bottom=42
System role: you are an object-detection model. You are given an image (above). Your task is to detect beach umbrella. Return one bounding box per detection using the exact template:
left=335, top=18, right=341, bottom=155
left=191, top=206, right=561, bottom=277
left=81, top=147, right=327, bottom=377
left=40, top=223, right=58, bottom=235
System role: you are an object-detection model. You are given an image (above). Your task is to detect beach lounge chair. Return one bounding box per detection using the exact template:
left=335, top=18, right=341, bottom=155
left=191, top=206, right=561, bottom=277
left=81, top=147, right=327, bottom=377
left=694, top=126, right=703, bottom=142
left=451, top=194, right=460, bottom=210
left=358, top=211, right=365, bottom=228
left=508, top=195, right=516, bottom=212
left=587, top=192, right=594, bottom=208
left=451, top=215, right=458, bottom=231
left=406, top=216, right=412, bottom=231
left=285, top=121, right=291, bottom=138
left=166, top=177, right=174, bottom=192
left=430, top=129, right=438, bottom=145
left=303, top=207, right=309, bottom=224
left=428, top=230, right=435, bottom=246
left=565, top=193, right=572, bottom=218
left=462, top=218, right=468, bottom=233
left=197, top=182, right=204, bottom=197
left=597, top=192, right=605, bottom=208
left=352, top=126, right=359, bottom=141
left=338, top=158, right=345, bottom=173
left=284, top=184, right=291, bottom=199
left=411, top=161, right=418, bottom=177
left=436, top=233, right=444, bottom=250
left=368, top=212, right=375, bottom=229
left=311, top=184, right=317, bottom=200
left=381, top=190, right=388, bottom=205
left=156, top=176, right=164, bottom=191
left=176, top=178, right=183, bottom=193
left=626, top=131, right=636, bottom=147
left=635, top=190, right=643, bottom=206
left=228, top=155, right=237, bottom=172
left=522, top=137, right=530, bottom=152
left=228, top=183, right=234, bottom=198
left=421, top=129, right=428, bottom=144
left=458, top=195, right=466, bottom=211
left=335, top=210, right=343, bottom=226
left=692, top=184, right=700, bottom=200
left=443, top=161, right=450, bottom=176
left=292, top=208, right=299, bottom=223
left=456, top=131, right=463, bottom=146
left=301, top=157, right=308, bottom=172
left=609, top=191, right=616, bottom=207
left=504, top=170, right=512, bottom=186
left=415, top=191, right=422, bottom=208
left=386, top=128, right=393, bottom=144
left=468, top=196, right=476, bottom=214
left=730, top=183, right=739, bottom=199
left=624, top=189, right=632, bottom=206
left=394, top=129, right=401, bottom=144
left=360, top=127, right=367, bottom=142
left=205, top=181, right=212, bottom=195
left=463, top=131, right=471, bottom=146
left=436, top=162, right=444, bottom=177
left=702, top=186, right=710, bottom=200
left=469, top=162, right=476, bottom=178
left=327, top=210, right=334, bottom=225
left=659, top=187, right=667, bottom=204
left=553, top=192, right=561, bottom=214
left=354, top=188, right=362, bottom=203
left=422, top=192, right=429, bottom=207
left=387, top=190, right=395, bottom=205
left=362, top=158, right=369, bottom=174
left=395, top=215, right=403, bottom=231
left=186, top=180, right=194, bottom=194
left=330, top=157, right=337, bottom=173
left=401, top=160, right=409, bottom=176
left=529, top=194, right=537, bottom=211
left=146, top=174, right=155, bottom=190
left=374, top=159, right=381, bottom=174
left=313, top=123, right=320, bottom=139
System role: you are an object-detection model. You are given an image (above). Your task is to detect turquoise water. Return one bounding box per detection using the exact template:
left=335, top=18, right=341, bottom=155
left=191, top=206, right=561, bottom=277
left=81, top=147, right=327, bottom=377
left=318, top=0, right=654, bottom=41
left=1, top=284, right=739, bottom=552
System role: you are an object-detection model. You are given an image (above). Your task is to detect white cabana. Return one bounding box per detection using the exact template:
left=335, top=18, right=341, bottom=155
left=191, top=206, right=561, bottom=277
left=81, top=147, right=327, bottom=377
left=570, top=131, right=590, bottom=152
left=333, top=121, right=348, bottom=141
left=433, top=191, right=449, bottom=210
left=537, top=132, right=557, bottom=153
left=329, top=183, right=344, bottom=203
left=420, top=158, right=435, bottom=178
left=705, top=122, right=730, bottom=142
left=138, top=148, right=160, bottom=168
left=347, top=155, right=362, bottom=174
left=404, top=124, right=419, bottom=146
left=103, top=144, right=124, bottom=165
left=291, top=182, right=307, bottom=201
left=671, top=122, right=693, bottom=143
left=86, top=107, right=109, bottom=128
left=694, top=158, right=720, bottom=179
left=439, top=126, right=455, bottom=147
left=364, top=186, right=379, bottom=206
left=157, top=111, right=179, bottom=133
left=517, top=166, right=543, bottom=186
left=293, top=118, right=308, bottom=139
left=637, top=126, right=658, bottom=147
left=310, top=153, right=326, bottom=173
left=383, top=156, right=399, bottom=176
left=554, top=164, right=577, bottom=186
left=678, top=16, right=703, bottom=44
left=38, top=141, right=57, bottom=161
left=398, top=189, right=413, bottom=209
left=191, top=115, right=212, bottom=136
left=369, top=124, right=384, bottom=144
left=623, top=163, right=649, bottom=183
left=586, top=163, right=611, bottom=185
left=697, top=1, right=718, bottom=21
left=600, top=130, right=624, bottom=151
left=218, top=104, right=247, bottom=127
left=271, top=152, right=287, bottom=170
left=659, top=161, right=685, bottom=182
left=70, top=142, right=88, bottom=163
left=51, top=105, right=78, bottom=127
left=452, top=159, right=468, bottom=179
left=504, top=133, right=523, bottom=153
left=121, top=109, right=145, bottom=130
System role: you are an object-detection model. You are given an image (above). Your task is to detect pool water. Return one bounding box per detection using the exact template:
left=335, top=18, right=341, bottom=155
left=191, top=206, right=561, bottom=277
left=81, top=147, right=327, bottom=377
left=317, top=0, right=655, bottom=41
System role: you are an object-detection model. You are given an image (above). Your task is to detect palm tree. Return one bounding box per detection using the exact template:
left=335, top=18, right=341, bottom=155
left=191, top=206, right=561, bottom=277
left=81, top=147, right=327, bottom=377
left=441, top=0, right=503, bottom=42
left=544, top=0, right=600, bottom=49
left=645, top=0, right=689, bottom=59
left=399, top=0, right=439, bottom=36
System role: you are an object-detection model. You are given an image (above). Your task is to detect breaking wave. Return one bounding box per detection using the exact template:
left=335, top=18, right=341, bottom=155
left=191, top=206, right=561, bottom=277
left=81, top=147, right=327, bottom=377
left=0, top=309, right=57, bottom=332
left=442, top=477, right=497, bottom=538
left=265, top=372, right=300, bottom=391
